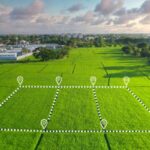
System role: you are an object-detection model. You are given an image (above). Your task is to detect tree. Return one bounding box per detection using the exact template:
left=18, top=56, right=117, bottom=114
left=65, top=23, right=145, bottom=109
left=137, top=43, right=148, bottom=49
left=22, top=48, right=30, bottom=54
left=122, top=46, right=131, bottom=54
left=122, top=43, right=150, bottom=58
left=33, top=47, right=69, bottom=61
left=140, top=48, right=150, bottom=57
left=33, top=48, right=56, bottom=61
left=94, top=36, right=105, bottom=47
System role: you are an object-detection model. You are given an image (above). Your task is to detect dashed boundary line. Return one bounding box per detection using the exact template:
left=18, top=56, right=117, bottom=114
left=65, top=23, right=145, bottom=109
left=0, top=128, right=150, bottom=133
left=92, top=88, right=102, bottom=121
left=0, top=87, right=21, bottom=108
left=126, top=87, right=150, bottom=113
left=33, top=86, right=61, bottom=150
left=21, top=85, right=126, bottom=89
left=47, top=87, right=61, bottom=122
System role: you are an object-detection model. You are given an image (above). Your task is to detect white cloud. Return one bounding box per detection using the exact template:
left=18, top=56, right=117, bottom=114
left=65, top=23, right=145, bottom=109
left=95, top=0, right=124, bottom=15
left=71, top=11, right=96, bottom=24
left=140, top=15, right=150, bottom=24
left=10, top=0, right=44, bottom=20
left=0, top=4, right=12, bottom=24
left=140, top=0, right=150, bottom=14
left=36, top=14, right=70, bottom=25
left=67, top=3, right=84, bottom=13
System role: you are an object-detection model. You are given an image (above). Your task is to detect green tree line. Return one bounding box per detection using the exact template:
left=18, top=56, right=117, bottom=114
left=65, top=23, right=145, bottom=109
left=122, top=43, right=150, bottom=57
left=0, top=35, right=150, bottom=48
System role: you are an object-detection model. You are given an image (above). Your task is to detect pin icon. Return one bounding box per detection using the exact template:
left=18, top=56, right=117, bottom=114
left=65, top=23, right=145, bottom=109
left=56, top=76, right=62, bottom=85
left=100, top=119, right=107, bottom=129
left=17, top=76, right=24, bottom=86
left=41, top=119, right=48, bottom=130
left=123, top=76, right=130, bottom=86
left=90, top=76, right=97, bottom=86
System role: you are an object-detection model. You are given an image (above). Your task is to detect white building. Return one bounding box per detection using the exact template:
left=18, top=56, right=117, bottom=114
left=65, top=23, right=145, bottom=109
left=0, top=53, right=17, bottom=60
left=0, top=48, right=22, bottom=60
left=6, top=49, right=22, bottom=56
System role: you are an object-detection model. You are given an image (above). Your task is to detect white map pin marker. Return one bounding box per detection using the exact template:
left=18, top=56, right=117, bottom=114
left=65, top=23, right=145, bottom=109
left=56, top=76, right=62, bottom=85
left=90, top=76, right=97, bottom=86
left=41, top=119, right=48, bottom=130
left=17, top=76, right=24, bottom=86
left=100, top=119, right=107, bottom=129
left=123, top=76, right=130, bottom=86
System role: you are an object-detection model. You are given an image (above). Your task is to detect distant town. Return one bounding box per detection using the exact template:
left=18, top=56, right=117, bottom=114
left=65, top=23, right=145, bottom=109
left=0, top=33, right=150, bottom=61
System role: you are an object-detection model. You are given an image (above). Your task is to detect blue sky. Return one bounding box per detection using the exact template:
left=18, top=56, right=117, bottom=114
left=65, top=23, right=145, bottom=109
left=0, top=0, right=149, bottom=34
left=0, top=0, right=145, bottom=12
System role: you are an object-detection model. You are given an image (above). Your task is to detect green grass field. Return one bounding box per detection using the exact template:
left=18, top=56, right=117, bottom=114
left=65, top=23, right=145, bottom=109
left=0, top=46, right=150, bottom=150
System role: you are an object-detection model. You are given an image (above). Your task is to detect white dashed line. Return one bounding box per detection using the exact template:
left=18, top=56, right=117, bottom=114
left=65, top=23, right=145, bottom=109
left=127, top=87, right=150, bottom=113
left=0, top=128, right=149, bottom=133
left=0, top=87, right=21, bottom=108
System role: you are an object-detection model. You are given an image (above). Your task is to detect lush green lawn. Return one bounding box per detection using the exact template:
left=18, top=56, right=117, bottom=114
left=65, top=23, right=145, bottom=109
left=48, top=89, right=101, bottom=130
left=0, top=46, right=150, bottom=149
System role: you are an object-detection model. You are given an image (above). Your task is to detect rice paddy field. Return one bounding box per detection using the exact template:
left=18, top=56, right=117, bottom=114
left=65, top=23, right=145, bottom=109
left=0, top=46, right=150, bottom=150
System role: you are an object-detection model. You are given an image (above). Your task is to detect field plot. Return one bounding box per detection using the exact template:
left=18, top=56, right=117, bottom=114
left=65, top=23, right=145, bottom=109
left=0, top=88, right=56, bottom=129
left=96, top=88, right=150, bottom=130
left=48, top=88, right=101, bottom=130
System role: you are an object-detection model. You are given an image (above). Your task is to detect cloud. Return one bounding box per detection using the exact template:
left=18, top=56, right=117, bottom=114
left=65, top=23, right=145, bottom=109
left=67, top=0, right=150, bottom=27
left=36, top=14, right=69, bottom=25
left=114, top=9, right=140, bottom=24
left=0, top=4, right=12, bottom=24
left=140, top=15, right=150, bottom=24
left=93, top=18, right=110, bottom=25
left=67, top=3, right=84, bottom=13
left=95, top=0, right=124, bottom=15
left=112, top=0, right=150, bottom=25
left=126, top=22, right=137, bottom=27
left=114, top=8, right=126, bottom=16
left=10, top=0, right=44, bottom=20
left=0, top=4, right=12, bottom=15
left=140, top=0, right=150, bottom=14
left=71, top=11, right=95, bottom=24
left=93, top=0, right=149, bottom=26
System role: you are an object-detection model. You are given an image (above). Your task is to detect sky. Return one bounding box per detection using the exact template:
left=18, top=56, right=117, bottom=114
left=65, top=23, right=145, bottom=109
left=0, top=0, right=150, bottom=34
